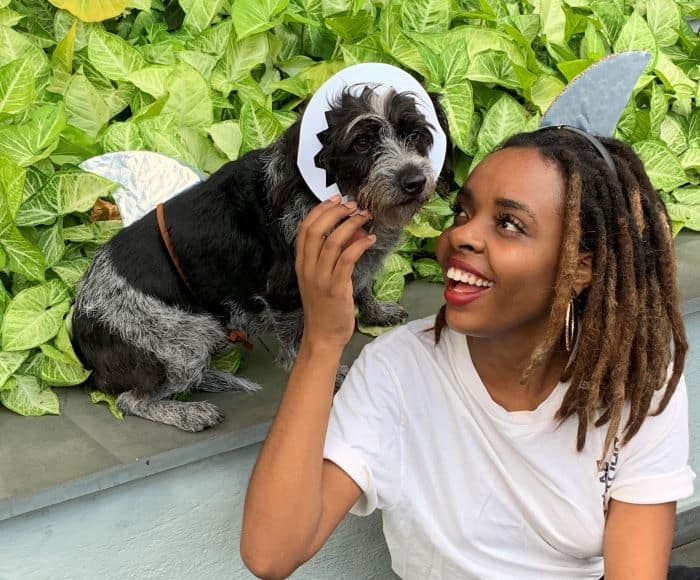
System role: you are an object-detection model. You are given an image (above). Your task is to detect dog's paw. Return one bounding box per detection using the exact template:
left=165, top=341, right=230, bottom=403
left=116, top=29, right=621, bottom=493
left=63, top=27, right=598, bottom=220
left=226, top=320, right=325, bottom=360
left=359, top=300, right=408, bottom=327
left=177, top=401, right=225, bottom=432
left=274, top=346, right=298, bottom=372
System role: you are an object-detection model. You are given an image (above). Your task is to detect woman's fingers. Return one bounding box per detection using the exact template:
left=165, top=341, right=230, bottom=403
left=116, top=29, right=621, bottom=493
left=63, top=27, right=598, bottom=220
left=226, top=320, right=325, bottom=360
left=295, top=194, right=342, bottom=270
left=316, top=210, right=372, bottom=275
left=331, top=233, right=377, bottom=288
left=300, top=202, right=359, bottom=278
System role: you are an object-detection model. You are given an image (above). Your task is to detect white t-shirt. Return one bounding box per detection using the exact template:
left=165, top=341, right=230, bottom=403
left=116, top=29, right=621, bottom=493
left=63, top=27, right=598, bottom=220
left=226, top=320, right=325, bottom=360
left=323, top=316, right=696, bottom=580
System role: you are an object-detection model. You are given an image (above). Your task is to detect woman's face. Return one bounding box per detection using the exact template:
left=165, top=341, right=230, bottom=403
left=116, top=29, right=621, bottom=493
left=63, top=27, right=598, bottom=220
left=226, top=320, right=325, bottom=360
left=436, top=146, right=566, bottom=339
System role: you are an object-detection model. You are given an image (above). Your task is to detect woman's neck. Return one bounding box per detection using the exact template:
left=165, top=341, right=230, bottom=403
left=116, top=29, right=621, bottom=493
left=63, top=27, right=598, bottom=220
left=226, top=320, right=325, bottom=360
left=466, top=329, right=570, bottom=412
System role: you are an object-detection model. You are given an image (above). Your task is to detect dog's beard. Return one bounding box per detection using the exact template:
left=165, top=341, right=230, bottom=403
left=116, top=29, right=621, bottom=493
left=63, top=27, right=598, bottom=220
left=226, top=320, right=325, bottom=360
left=352, top=147, right=436, bottom=229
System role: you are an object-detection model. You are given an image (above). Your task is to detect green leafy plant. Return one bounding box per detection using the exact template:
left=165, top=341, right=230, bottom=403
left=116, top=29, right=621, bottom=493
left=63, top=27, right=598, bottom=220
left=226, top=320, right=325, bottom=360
left=0, top=0, right=698, bottom=416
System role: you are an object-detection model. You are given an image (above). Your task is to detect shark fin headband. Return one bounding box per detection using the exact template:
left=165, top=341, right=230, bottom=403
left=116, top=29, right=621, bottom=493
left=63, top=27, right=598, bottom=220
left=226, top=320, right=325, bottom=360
left=537, top=51, right=652, bottom=177
left=297, top=62, right=448, bottom=202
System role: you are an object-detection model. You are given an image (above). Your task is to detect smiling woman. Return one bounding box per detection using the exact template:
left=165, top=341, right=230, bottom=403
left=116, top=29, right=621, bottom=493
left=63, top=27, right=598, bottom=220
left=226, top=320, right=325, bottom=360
left=241, top=127, right=696, bottom=580
left=436, top=128, right=688, bottom=460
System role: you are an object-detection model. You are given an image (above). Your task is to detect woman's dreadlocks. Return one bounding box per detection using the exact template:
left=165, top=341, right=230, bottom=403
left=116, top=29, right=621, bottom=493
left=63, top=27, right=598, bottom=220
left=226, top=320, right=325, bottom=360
left=434, top=128, right=687, bottom=459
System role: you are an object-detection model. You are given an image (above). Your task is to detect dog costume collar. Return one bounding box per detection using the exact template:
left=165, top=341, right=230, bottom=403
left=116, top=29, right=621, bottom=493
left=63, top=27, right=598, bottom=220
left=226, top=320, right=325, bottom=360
left=537, top=51, right=651, bottom=176
left=297, top=62, right=448, bottom=202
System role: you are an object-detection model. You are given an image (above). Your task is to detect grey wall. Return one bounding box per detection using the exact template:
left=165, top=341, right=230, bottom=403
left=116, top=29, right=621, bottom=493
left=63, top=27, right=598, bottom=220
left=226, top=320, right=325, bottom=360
left=0, top=443, right=394, bottom=580
left=682, top=311, right=700, bottom=514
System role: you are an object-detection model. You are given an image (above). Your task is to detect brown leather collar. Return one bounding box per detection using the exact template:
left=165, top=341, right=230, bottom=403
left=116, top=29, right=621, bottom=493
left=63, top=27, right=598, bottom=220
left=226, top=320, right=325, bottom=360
left=156, top=203, right=253, bottom=350
left=156, top=203, right=194, bottom=294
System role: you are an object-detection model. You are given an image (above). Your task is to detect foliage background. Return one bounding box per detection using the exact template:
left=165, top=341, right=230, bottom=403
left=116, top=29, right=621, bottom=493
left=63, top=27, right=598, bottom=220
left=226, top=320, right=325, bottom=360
left=0, top=0, right=698, bottom=417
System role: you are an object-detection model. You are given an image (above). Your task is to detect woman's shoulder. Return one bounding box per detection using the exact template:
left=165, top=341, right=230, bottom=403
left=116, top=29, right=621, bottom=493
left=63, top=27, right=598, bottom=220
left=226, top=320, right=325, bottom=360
left=631, top=368, right=688, bottom=435
left=607, top=370, right=695, bottom=505
left=353, top=315, right=441, bottom=380
left=615, top=365, right=689, bottom=432
left=363, top=314, right=438, bottom=355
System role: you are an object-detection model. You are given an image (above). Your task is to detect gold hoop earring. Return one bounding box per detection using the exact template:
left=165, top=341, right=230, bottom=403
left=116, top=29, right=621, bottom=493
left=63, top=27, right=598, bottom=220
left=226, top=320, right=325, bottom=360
left=565, top=293, right=576, bottom=352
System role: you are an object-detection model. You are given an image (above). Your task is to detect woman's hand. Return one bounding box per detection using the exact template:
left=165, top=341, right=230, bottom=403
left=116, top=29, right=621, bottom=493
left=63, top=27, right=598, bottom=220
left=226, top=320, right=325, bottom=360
left=295, top=194, right=375, bottom=350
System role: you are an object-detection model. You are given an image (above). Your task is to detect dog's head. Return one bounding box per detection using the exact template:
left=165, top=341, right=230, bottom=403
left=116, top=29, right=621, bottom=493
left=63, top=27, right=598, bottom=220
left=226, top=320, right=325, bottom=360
left=312, top=86, right=453, bottom=228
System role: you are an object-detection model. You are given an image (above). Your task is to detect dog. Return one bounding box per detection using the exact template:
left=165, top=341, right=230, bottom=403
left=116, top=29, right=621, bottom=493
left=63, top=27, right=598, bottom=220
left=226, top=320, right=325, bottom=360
left=72, top=86, right=453, bottom=431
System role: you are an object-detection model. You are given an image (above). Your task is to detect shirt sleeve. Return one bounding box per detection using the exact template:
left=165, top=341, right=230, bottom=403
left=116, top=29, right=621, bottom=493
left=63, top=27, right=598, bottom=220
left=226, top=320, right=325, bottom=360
left=610, top=374, right=696, bottom=504
left=323, top=343, right=403, bottom=516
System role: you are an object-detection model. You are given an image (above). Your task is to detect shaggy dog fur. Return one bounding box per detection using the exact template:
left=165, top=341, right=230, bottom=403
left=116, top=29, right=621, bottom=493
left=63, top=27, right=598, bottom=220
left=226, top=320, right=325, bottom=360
left=72, top=87, right=453, bottom=431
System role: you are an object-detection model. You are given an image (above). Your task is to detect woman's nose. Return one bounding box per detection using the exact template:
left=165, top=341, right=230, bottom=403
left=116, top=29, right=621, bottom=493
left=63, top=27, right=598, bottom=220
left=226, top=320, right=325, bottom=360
left=447, top=218, right=486, bottom=253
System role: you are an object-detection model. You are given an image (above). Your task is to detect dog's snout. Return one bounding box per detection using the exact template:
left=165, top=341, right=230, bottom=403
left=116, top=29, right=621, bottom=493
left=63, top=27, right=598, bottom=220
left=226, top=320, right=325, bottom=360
left=399, top=170, right=427, bottom=196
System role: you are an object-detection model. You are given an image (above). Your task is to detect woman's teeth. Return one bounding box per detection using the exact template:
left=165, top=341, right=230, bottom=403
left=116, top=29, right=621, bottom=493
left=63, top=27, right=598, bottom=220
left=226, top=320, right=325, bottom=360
left=446, top=266, right=493, bottom=288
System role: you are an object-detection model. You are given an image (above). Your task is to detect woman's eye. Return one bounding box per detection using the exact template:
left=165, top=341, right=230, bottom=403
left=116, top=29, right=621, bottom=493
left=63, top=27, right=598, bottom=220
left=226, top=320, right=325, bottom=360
left=354, top=138, right=371, bottom=153
left=496, top=214, right=525, bottom=234
left=450, top=201, right=468, bottom=219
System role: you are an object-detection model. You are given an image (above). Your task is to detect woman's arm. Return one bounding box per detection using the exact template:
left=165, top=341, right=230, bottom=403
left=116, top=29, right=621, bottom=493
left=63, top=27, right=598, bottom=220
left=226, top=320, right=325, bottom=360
left=240, top=195, right=375, bottom=580
left=603, top=498, right=676, bottom=580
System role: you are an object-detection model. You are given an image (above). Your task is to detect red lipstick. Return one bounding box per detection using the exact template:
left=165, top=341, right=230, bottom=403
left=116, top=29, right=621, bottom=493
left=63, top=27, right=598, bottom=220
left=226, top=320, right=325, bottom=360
left=443, top=257, right=493, bottom=306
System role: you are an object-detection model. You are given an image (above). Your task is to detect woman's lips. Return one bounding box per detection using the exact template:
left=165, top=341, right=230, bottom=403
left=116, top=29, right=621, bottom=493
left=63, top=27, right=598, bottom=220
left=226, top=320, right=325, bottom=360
left=443, top=256, right=493, bottom=306
left=444, top=279, right=489, bottom=306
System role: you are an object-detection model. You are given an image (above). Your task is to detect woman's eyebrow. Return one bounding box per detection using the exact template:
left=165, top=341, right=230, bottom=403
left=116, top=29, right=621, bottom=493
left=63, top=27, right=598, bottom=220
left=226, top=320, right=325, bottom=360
left=495, top=197, right=538, bottom=224
left=458, top=185, right=474, bottom=201
left=460, top=185, right=538, bottom=224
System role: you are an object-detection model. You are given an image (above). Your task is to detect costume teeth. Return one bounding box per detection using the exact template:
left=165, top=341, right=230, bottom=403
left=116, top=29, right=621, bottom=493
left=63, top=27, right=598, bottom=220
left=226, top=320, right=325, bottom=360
left=316, top=127, right=331, bottom=146
left=313, top=149, right=325, bottom=170
left=313, top=147, right=338, bottom=187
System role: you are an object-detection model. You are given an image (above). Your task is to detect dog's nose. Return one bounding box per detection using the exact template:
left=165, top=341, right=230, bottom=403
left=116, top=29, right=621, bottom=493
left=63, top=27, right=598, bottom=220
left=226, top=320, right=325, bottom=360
left=400, top=172, right=427, bottom=196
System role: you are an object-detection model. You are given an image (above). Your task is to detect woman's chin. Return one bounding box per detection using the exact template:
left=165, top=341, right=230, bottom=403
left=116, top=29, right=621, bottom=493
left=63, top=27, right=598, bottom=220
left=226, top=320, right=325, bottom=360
left=444, top=307, right=488, bottom=336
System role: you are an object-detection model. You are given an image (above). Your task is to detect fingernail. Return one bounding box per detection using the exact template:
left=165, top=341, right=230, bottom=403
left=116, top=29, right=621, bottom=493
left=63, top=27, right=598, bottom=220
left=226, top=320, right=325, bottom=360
left=343, top=201, right=357, bottom=210
left=329, top=194, right=342, bottom=203
left=368, top=234, right=377, bottom=242
left=359, top=209, right=369, bottom=216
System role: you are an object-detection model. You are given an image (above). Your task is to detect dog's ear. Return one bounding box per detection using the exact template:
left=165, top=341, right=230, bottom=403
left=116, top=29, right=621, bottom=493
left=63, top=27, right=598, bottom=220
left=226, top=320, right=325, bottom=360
left=428, top=92, right=454, bottom=199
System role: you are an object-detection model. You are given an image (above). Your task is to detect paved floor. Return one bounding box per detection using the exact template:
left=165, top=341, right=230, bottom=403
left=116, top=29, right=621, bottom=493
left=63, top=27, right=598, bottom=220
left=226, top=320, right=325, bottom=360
left=673, top=538, right=700, bottom=566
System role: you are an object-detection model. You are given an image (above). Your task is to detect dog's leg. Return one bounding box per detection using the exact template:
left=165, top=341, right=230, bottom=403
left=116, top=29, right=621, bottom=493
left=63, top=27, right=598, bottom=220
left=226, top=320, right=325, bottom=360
left=196, top=369, right=261, bottom=393
left=116, top=390, right=224, bottom=432
left=355, top=284, right=408, bottom=327
left=269, top=308, right=346, bottom=388
left=271, top=308, right=304, bottom=372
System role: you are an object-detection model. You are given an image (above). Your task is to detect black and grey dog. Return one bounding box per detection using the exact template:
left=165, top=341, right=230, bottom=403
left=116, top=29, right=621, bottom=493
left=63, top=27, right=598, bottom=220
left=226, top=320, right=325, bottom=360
left=72, top=86, right=452, bottom=431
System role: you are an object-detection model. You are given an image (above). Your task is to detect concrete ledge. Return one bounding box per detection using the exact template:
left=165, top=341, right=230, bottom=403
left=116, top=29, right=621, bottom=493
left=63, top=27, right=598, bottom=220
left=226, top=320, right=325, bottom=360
left=0, top=277, right=442, bottom=524
left=677, top=505, right=700, bottom=547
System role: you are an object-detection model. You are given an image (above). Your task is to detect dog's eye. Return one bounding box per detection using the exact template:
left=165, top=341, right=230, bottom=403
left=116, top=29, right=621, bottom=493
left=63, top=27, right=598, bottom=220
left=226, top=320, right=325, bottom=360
left=354, top=138, right=372, bottom=153
left=406, top=131, right=425, bottom=146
